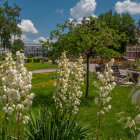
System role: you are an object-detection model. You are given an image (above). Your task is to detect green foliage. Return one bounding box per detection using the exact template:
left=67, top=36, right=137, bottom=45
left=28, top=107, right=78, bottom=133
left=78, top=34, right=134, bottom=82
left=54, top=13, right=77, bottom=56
left=25, top=58, right=48, bottom=64
left=25, top=108, right=91, bottom=140
left=98, top=10, right=137, bottom=53
left=46, top=49, right=58, bottom=61
left=0, top=0, right=21, bottom=49
left=33, top=58, right=41, bottom=63
left=25, top=58, right=32, bottom=63
left=45, top=17, right=121, bottom=58
left=12, top=39, right=24, bottom=55
left=0, top=127, right=17, bottom=140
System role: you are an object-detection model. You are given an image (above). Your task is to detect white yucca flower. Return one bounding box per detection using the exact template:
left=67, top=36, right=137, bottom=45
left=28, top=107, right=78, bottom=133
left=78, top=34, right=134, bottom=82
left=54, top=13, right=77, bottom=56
left=22, top=116, right=29, bottom=124
left=53, top=51, right=70, bottom=112
left=53, top=52, right=85, bottom=114
left=0, top=52, right=17, bottom=118
left=0, top=51, right=34, bottom=125
left=15, top=51, right=34, bottom=124
left=94, top=59, right=116, bottom=115
left=67, top=56, right=85, bottom=114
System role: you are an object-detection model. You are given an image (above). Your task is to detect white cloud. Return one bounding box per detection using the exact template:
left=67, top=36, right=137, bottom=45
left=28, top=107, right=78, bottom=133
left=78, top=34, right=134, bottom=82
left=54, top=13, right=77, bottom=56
left=56, top=9, right=64, bottom=15
left=21, top=34, right=31, bottom=42
left=70, top=0, right=97, bottom=21
left=33, top=37, right=57, bottom=44
left=115, top=0, right=140, bottom=14
left=12, top=35, right=57, bottom=44
left=33, top=37, right=46, bottom=43
left=11, top=34, right=31, bottom=43
left=18, top=19, right=38, bottom=34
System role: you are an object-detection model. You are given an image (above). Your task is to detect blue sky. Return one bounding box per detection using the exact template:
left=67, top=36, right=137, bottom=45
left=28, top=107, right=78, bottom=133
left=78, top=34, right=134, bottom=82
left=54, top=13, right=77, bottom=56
left=8, top=0, right=140, bottom=43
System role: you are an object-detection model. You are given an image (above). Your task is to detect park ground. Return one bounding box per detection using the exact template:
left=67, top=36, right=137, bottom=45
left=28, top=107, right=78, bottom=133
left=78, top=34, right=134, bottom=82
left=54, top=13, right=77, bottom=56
left=0, top=67, right=137, bottom=139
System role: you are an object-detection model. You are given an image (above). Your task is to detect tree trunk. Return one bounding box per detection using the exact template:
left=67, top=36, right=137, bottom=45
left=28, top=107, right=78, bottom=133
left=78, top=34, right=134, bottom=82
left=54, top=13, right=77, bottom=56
left=85, top=55, right=90, bottom=98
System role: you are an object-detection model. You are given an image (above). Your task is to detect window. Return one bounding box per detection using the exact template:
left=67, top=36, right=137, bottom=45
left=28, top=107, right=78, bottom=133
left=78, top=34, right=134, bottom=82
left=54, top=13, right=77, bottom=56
left=133, top=48, right=135, bottom=51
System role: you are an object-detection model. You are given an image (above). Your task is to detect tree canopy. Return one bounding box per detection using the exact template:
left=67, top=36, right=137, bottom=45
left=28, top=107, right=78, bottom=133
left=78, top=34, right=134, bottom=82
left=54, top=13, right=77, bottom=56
left=46, top=17, right=121, bottom=59
left=0, top=0, right=21, bottom=50
left=44, top=17, right=121, bottom=98
left=11, top=39, right=24, bottom=55
left=98, top=10, right=137, bottom=53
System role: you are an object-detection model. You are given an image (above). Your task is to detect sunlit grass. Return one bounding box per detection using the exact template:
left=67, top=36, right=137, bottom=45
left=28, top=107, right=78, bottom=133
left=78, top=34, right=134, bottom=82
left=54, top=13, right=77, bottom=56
left=0, top=72, right=138, bottom=139
left=24, top=62, right=58, bottom=71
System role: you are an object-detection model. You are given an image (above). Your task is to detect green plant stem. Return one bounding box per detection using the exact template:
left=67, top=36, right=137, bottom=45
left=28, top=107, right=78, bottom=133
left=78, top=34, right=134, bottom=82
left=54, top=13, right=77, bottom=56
left=96, top=114, right=101, bottom=140
left=5, top=113, right=9, bottom=138
left=96, top=101, right=103, bottom=140
left=17, top=111, right=21, bottom=140
left=5, top=96, right=9, bottom=137
left=85, top=55, right=90, bottom=98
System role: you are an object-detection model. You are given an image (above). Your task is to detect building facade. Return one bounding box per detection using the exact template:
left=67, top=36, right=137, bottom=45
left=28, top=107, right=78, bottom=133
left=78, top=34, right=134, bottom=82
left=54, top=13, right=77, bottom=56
left=24, top=44, right=48, bottom=57
left=0, top=44, right=48, bottom=57
left=126, top=29, right=140, bottom=59
left=126, top=44, right=140, bottom=59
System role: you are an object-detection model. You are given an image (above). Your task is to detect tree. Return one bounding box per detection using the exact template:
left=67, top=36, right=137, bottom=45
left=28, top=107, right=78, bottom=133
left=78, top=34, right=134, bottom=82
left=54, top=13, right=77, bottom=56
left=0, top=0, right=21, bottom=50
left=44, top=17, right=121, bottom=98
left=12, top=39, right=24, bottom=55
left=98, top=10, right=137, bottom=54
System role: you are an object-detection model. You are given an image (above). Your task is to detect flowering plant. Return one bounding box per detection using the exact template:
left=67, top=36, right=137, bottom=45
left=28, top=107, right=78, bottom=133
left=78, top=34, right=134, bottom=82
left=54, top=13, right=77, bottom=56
left=67, top=56, right=85, bottom=114
left=53, top=52, right=85, bottom=115
left=94, top=59, right=116, bottom=139
left=53, top=51, right=70, bottom=113
left=0, top=51, right=34, bottom=139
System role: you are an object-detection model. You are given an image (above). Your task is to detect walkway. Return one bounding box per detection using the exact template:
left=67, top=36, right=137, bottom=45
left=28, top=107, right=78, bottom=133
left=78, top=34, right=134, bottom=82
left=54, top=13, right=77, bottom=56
left=0, top=64, right=140, bottom=75
left=30, top=63, right=97, bottom=74
left=30, top=68, right=56, bottom=73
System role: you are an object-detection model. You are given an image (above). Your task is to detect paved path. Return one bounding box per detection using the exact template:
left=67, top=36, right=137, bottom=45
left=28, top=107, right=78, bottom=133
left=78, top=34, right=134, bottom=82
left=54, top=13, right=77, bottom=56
left=0, top=68, right=57, bottom=76
left=29, top=64, right=130, bottom=75
left=30, top=63, right=98, bottom=73
left=30, top=68, right=56, bottom=73
left=0, top=63, right=140, bottom=75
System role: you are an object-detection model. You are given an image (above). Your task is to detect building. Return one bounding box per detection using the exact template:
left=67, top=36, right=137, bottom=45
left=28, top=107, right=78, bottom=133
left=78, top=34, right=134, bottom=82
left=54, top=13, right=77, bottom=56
left=24, top=44, right=48, bottom=57
left=126, top=29, right=140, bottom=59
left=126, top=44, right=140, bottom=59
left=0, top=44, right=48, bottom=57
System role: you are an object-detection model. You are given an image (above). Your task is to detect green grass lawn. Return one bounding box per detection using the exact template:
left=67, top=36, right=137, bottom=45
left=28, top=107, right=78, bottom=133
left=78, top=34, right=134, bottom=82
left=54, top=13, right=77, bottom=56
left=24, top=62, right=58, bottom=71
left=0, top=73, right=138, bottom=139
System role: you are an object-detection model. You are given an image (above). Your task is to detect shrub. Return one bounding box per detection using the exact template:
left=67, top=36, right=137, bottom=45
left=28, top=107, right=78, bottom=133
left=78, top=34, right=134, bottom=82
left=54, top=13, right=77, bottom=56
left=25, top=108, right=91, bottom=140
left=33, top=57, right=40, bottom=63
left=25, top=58, right=32, bottom=63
